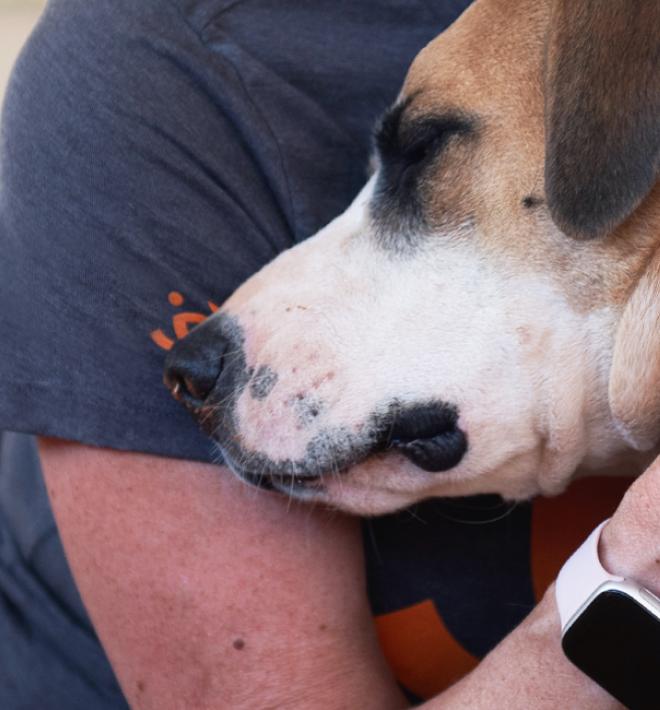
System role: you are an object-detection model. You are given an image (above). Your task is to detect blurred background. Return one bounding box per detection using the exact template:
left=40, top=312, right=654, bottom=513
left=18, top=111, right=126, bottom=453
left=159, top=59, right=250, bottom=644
left=1, top=0, right=45, bottom=102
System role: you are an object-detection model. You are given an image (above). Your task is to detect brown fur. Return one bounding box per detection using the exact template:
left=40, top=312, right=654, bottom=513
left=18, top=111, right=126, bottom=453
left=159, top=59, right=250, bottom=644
left=545, top=0, right=660, bottom=240
left=399, top=3, right=659, bottom=290
left=399, top=0, right=660, bottom=446
left=610, top=244, right=660, bottom=450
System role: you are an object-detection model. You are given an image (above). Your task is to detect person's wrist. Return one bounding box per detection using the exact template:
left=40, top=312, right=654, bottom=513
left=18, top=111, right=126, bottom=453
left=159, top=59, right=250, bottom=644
left=511, top=585, right=623, bottom=709
left=555, top=518, right=659, bottom=710
left=598, top=457, right=660, bottom=596
left=599, top=523, right=660, bottom=596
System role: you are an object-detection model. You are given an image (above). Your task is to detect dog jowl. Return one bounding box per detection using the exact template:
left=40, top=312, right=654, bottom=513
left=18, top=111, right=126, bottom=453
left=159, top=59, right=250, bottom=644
left=164, top=0, right=660, bottom=514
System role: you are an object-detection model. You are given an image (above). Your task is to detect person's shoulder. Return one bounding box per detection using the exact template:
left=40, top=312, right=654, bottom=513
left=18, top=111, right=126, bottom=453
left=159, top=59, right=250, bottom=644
left=0, top=0, right=293, bottom=461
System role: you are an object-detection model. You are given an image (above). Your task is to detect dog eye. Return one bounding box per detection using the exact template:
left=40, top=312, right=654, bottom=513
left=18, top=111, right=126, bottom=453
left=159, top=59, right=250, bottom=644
left=401, top=129, right=455, bottom=167
left=370, top=106, right=476, bottom=243
left=375, top=112, right=472, bottom=180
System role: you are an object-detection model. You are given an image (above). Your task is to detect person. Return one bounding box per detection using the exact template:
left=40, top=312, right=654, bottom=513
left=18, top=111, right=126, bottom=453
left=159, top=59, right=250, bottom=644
left=0, top=1, right=657, bottom=708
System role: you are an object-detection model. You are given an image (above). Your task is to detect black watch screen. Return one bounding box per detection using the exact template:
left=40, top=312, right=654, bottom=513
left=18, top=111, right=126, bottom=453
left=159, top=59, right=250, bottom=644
left=562, top=589, right=660, bottom=710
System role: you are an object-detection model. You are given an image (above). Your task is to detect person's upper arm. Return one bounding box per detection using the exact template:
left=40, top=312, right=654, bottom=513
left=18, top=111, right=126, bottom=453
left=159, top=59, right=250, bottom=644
left=38, top=439, right=404, bottom=709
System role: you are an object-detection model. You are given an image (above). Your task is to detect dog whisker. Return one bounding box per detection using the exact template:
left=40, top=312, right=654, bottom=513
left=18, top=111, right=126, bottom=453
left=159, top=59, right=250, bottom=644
left=434, top=500, right=519, bottom=526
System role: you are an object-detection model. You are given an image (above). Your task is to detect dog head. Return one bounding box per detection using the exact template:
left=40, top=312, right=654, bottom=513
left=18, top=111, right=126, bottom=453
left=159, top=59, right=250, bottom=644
left=165, top=0, right=660, bottom=514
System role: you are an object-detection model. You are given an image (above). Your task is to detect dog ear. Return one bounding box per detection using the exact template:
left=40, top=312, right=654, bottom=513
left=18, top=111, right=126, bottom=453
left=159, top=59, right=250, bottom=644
left=544, top=0, right=660, bottom=240
left=609, top=246, right=660, bottom=451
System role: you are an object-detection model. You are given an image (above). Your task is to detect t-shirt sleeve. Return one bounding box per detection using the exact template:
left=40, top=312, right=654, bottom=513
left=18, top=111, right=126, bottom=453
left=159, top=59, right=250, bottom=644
left=0, top=0, right=297, bottom=462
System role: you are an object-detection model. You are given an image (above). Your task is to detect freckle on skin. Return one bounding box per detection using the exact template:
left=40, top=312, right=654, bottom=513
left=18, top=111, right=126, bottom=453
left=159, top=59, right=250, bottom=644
left=137, top=680, right=146, bottom=693
left=233, top=638, right=245, bottom=650
left=318, top=624, right=327, bottom=632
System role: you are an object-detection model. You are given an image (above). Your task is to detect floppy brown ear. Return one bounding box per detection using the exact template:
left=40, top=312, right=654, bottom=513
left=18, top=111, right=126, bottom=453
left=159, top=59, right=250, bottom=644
left=544, top=0, right=660, bottom=239
left=609, top=246, right=660, bottom=451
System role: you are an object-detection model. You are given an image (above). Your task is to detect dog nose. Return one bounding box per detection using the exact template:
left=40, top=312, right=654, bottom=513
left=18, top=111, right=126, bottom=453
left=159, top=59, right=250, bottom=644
left=163, top=319, right=229, bottom=408
left=386, top=401, right=467, bottom=472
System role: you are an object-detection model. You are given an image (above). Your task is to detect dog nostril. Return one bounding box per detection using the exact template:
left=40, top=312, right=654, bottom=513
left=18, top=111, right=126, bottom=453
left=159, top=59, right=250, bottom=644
left=163, top=324, right=229, bottom=408
left=164, top=360, right=222, bottom=407
left=166, top=369, right=217, bottom=404
left=386, top=402, right=467, bottom=473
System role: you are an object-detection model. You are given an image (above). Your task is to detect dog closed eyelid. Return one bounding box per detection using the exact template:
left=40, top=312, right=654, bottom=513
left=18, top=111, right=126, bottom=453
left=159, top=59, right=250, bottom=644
left=373, top=118, right=476, bottom=208
left=370, top=103, right=479, bottom=247
left=375, top=113, right=474, bottom=167
left=402, top=130, right=453, bottom=166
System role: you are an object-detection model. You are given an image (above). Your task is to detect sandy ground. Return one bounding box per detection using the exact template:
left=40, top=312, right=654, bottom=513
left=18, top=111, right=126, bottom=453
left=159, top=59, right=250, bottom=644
left=0, top=6, right=44, bottom=104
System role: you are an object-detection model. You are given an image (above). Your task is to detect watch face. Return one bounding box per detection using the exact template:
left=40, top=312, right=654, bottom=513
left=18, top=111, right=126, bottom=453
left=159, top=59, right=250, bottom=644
left=562, top=589, right=660, bottom=710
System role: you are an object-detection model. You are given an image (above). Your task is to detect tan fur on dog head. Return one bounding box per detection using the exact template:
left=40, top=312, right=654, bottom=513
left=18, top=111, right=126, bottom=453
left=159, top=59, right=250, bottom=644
left=610, top=238, right=660, bottom=451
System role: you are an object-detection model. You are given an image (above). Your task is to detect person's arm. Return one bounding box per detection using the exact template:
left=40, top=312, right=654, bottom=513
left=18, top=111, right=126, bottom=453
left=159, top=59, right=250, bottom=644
left=421, top=587, right=622, bottom=709
left=421, top=454, right=660, bottom=710
left=41, top=437, right=657, bottom=709
left=38, top=438, right=406, bottom=710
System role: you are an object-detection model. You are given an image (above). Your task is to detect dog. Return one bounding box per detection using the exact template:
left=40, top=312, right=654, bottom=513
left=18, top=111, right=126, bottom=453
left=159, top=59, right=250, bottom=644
left=164, top=0, right=660, bottom=515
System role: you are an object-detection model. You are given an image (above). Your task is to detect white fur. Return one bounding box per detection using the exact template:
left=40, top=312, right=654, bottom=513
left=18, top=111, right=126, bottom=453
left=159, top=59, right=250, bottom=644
left=217, top=177, right=647, bottom=513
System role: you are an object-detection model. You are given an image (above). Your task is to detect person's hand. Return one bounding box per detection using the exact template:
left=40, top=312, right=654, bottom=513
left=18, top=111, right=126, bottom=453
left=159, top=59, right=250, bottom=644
left=599, top=453, right=660, bottom=594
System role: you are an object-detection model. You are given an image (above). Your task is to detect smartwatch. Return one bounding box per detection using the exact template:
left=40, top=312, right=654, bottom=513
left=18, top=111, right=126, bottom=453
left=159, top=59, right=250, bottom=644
left=556, top=520, right=660, bottom=710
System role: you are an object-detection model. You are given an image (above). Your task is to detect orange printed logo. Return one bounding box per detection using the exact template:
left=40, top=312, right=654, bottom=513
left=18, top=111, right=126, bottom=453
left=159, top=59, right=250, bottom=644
left=151, top=291, right=219, bottom=351
left=375, top=600, right=477, bottom=699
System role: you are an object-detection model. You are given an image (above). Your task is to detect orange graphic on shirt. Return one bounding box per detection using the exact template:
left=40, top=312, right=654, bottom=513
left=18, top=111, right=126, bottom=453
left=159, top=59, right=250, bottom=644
left=375, top=600, right=477, bottom=699
left=150, top=291, right=219, bottom=351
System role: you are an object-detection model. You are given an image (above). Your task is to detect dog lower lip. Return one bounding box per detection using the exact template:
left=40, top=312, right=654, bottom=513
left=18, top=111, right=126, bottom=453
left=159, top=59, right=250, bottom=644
left=239, top=470, right=276, bottom=491
left=384, top=401, right=468, bottom=472
left=240, top=469, right=323, bottom=491
left=391, top=429, right=467, bottom=472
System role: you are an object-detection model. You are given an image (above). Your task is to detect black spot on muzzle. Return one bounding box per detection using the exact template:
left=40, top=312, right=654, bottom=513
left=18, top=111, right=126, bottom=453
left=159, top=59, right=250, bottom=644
left=385, top=401, right=467, bottom=472
left=249, top=365, right=279, bottom=400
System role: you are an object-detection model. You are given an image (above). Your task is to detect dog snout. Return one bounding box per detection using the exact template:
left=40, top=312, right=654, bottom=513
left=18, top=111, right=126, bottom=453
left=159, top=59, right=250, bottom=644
left=164, top=317, right=233, bottom=409
left=386, top=402, right=468, bottom=472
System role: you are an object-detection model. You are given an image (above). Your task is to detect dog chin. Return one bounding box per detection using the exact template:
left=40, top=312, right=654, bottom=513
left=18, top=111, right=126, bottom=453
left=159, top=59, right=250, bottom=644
left=316, top=479, right=424, bottom=515
left=270, top=473, right=426, bottom=516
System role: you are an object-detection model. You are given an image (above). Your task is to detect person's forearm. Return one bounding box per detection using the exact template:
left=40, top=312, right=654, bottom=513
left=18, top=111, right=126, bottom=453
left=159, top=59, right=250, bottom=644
left=420, top=587, right=622, bottom=710
left=39, top=440, right=408, bottom=710
left=42, top=439, right=656, bottom=710
left=420, top=458, right=660, bottom=710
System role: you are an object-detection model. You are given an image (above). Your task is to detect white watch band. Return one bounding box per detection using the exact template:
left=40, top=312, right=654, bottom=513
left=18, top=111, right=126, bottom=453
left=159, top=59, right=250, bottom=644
left=555, top=519, right=624, bottom=629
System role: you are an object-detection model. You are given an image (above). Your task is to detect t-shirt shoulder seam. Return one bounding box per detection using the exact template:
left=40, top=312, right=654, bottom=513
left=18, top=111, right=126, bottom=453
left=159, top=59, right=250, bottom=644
left=162, top=0, right=297, bottom=239
left=209, top=52, right=297, bottom=238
